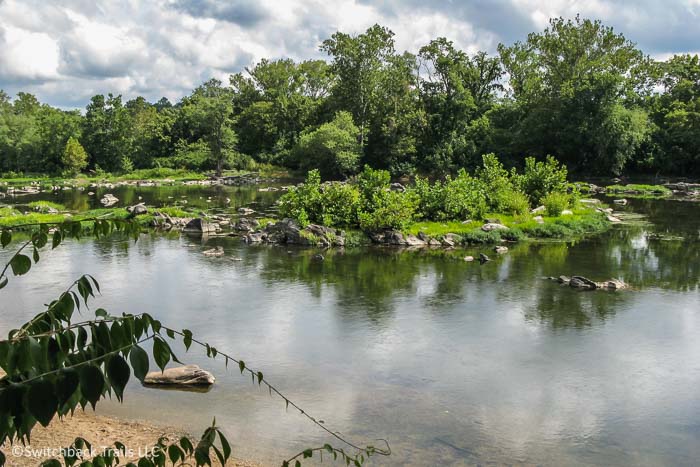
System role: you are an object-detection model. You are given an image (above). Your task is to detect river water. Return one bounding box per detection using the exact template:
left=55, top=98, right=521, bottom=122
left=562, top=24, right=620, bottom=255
left=1, top=186, right=699, bottom=466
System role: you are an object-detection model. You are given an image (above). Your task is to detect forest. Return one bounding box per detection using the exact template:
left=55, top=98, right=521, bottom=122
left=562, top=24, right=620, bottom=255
left=1, top=16, right=698, bottom=179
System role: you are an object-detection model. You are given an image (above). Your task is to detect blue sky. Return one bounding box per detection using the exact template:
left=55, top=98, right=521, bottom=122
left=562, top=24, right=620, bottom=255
left=1, top=0, right=699, bottom=108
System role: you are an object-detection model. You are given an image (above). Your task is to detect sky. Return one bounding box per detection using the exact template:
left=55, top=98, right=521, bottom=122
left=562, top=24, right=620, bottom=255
left=1, top=0, right=699, bottom=109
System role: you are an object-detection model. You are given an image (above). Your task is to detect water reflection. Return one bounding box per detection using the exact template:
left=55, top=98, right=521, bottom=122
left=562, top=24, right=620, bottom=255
left=0, top=197, right=699, bottom=465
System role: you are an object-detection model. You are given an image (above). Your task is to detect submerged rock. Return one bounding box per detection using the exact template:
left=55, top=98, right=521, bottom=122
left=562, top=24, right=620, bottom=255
left=127, top=203, right=148, bottom=216
left=183, top=218, right=218, bottom=234
left=233, top=217, right=260, bottom=232
left=100, top=194, right=119, bottom=207
left=494, top=245, right=508, bottom=254
left=479, top=253, right=490, bottom=265
left=203, top=246, right=224, bottom=257
left=144, top=364, right=215, bottom=387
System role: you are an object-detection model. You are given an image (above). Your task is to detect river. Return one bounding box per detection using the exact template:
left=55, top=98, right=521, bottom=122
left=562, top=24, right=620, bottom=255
left=1, top=185, right=699, bottom=466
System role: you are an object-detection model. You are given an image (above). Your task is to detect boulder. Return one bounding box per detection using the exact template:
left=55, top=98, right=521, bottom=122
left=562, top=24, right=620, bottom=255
left=127, top=203, right=148, bottom=216
left=569, top=276, right=597, bottom=290
left=404, top=234, right=426, bottom=246
left=531, top=205, right=546, bottom=214
left=243, top=232, right=266, bottom=243
left=463, top=256, right=474, bottom=262
left=390, top=182, right=406, bottom=192
left=234, top=217, right=260, bottom=232
left=238, top=207, right=255, bottom=215
left=100, top=194, right=119, bottom=207
left=441, top=233, right=462, bottom=247
left=183, top=218, right=218, bottom=234
left=597, top=279, right=627, bottom=290
left=203, top=246, right=224, bottom=257
left=494, top=245, right=508, bottom=254
left=607, top=215, right=622, bottom=222
left=479, top=253, right=490, bottom=265
left=613, top=199, right=628, bottom=206
left=557, top=275, right=570, bottom=284
left=580, top=199, right=601, bottom=205
left=144, top=365, right=215, bottom=387
left=481, top=223, right=509, bottom=232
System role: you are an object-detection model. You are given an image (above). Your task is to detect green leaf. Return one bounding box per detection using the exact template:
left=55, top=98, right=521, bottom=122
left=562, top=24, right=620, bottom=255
left=27, top=379, right=58, bottom=427
left=106, top=355, right=130, bottom=402
left=218, top=430, right=231, bottom=461
left=0, top=276, right=8, bottom=290
left=238, top=360, right=245, bottom=374
left=55, top=368, right=80, bottom=406
left=1, top=229, right=11, bottom=248
left=129, top=345, right=149, bottom=383
left=32, top=247, right=40, bottom=263
left=10, top=254, right=31, bottom=276
left=257, top=371, right=263, bottom=385
left=79, top=364, right=105, bottom=410
left=95, top=309, right=108, bottom=318
left=152, top=338, right=171, bottom=372
left=182, top=329, right=192, bottom=351
left=167, top=445, right=182, bottom=465
left=52, top=230, right=62, bottom=249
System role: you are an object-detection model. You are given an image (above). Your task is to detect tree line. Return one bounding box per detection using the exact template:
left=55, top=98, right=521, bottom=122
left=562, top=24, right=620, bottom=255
left=1, top=16, right=698, bottom=179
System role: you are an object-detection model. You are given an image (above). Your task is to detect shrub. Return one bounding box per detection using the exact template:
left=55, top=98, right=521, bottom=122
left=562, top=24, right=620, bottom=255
left=513, top=155, right=568, bottom=204
left=414, top=176, right=446, bottom=220
left=442, top=169, right=487, bottom=220
left=278, top=169, right=323, bottom=226
left=358, top=190, right=418, bottom=231
left=476, top=153, right=515, bottom=209
left=320, top=182, right=360, bottom=226
left=542, top=191, right=570, bottom=216
left=494, top=189, right=530, bottom=216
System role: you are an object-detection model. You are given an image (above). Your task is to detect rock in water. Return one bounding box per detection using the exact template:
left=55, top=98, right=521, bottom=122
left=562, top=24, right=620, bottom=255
left=144, top=364, right=215, bottom=387
left=463, top=256, right=474, bottom=262
left=127, top=203, right=148, bottom=216
left=494, top=245, right=508, bottom=254
left=100, top=194, right=119, bottom=207
left=613, top=199, right=628, bottom=206
left=203, top=246, right=224, bottom=257
left=479, top=253, right=490, bottom=265
left=569, top=276, right=597, bottom=290
left=183, top=218, right=217, bottom=234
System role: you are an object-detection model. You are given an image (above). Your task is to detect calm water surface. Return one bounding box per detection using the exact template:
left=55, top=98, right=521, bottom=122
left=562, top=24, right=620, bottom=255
left=1, top=188, right=699, bottom=466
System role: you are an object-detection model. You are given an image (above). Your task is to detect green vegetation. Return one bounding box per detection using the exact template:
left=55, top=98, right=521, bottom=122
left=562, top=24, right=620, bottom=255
left=605, top=184, right=672, bottom=196
left=1, top=17, right=699, bottom=180
left=280, top=154, right=607, bottom=243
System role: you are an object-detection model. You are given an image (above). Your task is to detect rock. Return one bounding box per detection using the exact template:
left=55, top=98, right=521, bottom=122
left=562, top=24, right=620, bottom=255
left=613, top=199, right=628, bottom=206
left=607, top=215, right=622, bottom=222
left=580, top=198, right=601, bottom=205
left=203, top=246, right=224, bottom=257
left=494, top=245, right=508, bottom=254
left=390, top=182, right=406, bottom=192
left=531, top=205, right=546, bottom=214
left=533, top=215, right=544, bottom=224
left=312, top=253, right=325, bottom=261
left=100, top=194, right=119, bottom=207
left=479, top=253, right=490, bottom=265
left=463, top=256, right=474, bottom=262
left=441, top=233, right=462, bottom=247
left=461, top=219, right=472, bottom=224
left=238, top=207, right=255, bottom=215
left=597, top=279, right=627, bottom=290
left=481, top=223, right=509, bottom=232
left=561, top=209, right=573, bottom=215
left=243, top=232, right=265, bottom=243
left=569, top=276, right=597, bottom=290
left=404, top=234, right=426, bottom=246
left=557, top=275, right=570, bottom=284
left=183, top=218, right=218, bottom=234
left=144, top=365, right=215, bottom=387
left=127, top=204, right=148, bottom=216
left=87, top=191, right=95, bottom=196
left=234, top=217, right=260, bottom=232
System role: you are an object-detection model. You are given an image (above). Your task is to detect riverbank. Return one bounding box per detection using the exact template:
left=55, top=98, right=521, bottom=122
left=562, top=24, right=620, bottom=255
left=1, top=410, right=261, bottom=467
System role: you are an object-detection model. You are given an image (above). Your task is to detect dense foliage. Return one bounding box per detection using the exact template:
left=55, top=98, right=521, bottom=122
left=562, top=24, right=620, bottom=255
left=1, top=17, right=698, bottom=178
left=280, top=154, right=578, bottom=232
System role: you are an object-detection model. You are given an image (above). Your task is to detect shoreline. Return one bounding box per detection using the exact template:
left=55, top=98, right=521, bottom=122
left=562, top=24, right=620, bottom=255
left=1, top=410, right=262, bottom=467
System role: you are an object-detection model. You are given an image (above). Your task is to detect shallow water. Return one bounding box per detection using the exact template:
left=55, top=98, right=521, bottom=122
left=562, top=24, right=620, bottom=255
left=1, top=189, right=699, bottom=466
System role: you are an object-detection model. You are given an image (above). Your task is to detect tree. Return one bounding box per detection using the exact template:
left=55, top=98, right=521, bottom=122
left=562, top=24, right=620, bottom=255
left=292, top=111, right=361, bottom=179
left=179, top=79, right=237, bottom=175
left=82, top=94, right=133, bottom=172
left=497, top=16, right=651, bottom=174
left=61, top=136, right=88, bottom=174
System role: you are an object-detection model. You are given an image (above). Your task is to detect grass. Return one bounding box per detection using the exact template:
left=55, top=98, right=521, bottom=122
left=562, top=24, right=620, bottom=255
left=26, top=201, right=67, bottom=212
left=404, top=206, right=609, bottom=244
left=605, top=184, right=672, bottom=196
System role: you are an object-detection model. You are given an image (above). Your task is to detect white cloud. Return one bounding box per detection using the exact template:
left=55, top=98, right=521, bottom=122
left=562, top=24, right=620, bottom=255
left=0, top=0, right=698, bottom=109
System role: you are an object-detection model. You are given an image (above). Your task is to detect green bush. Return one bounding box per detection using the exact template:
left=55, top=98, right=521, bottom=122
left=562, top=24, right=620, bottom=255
left=358, top=190, right=418, bottom=231
left=513, top=155, right=568, bottom=204
left=442, top=169, right=487, bottom=220
left=320, top=182, right=360, bottom=226
left=542, top=191, right=570, bottom=216
left=278, top=169, right=323, bottom=226
left=494, top=189, right=530, bottom=215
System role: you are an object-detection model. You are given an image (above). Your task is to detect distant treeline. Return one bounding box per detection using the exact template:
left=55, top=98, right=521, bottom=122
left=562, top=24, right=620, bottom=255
left=1, top=16, right=698, bottom=178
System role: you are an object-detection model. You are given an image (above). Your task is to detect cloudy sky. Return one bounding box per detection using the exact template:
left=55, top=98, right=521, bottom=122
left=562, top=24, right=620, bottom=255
left=1, top=0, right=699, bottom=109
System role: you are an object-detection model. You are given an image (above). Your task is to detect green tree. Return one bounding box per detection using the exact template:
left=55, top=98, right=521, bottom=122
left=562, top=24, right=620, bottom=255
left=292, top=111, right=361, bottom=178
left=82, top=94, right=133, bottom=172
left=61, top=136, right=88, bottom=174
left=498, top=16, right=651, bottom=174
